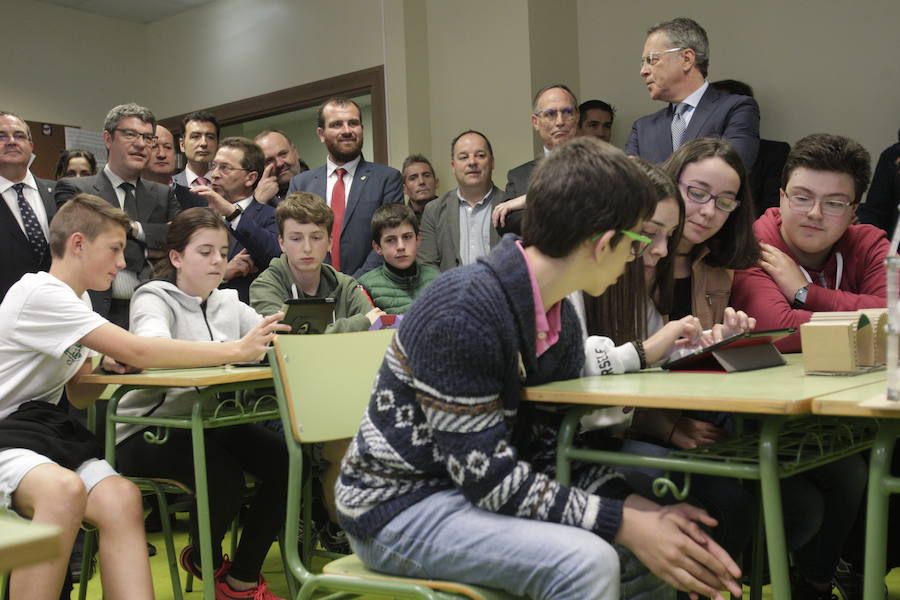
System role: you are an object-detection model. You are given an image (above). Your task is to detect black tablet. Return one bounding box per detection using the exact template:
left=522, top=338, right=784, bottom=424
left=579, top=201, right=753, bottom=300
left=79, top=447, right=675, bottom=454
left=660, top=328, right=795, bottom=371
left=280, top=297, right=336, bottom=334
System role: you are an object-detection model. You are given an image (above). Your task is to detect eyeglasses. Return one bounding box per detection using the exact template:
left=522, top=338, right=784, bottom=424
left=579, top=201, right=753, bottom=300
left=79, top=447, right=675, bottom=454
left=0, top=131, right=29, bottom=143
left=679, top=182, right=740, bottom=213
left=592, top=229, right=653, bottom=257
left=785, top=193, right=854, bottom=217
left=209, top=162, right=248, bottom=176
left=640, top=47, right=684, bottom=69
left=114, top=128, right=158, bottom=145
left=534, top=107, right=577, bottom=122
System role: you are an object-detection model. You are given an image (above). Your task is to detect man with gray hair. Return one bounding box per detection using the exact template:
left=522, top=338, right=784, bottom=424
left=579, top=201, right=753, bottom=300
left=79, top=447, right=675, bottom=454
left=624, top=17, right=760, bottom=170
left=56, top=103, right=179, bottom=326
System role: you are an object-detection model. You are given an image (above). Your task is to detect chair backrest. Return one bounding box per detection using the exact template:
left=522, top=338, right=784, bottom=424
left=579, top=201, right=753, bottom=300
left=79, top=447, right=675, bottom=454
left=270, top=329, right=394, bottom=444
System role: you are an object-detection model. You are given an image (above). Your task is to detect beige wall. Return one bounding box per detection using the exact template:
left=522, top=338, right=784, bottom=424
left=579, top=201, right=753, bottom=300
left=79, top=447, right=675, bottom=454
left=577, top=0, right=900, bottom=165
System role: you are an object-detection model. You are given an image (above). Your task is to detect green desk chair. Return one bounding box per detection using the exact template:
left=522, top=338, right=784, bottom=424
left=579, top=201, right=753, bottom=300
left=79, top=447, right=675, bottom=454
left=269, top=330, right=523, bottom=600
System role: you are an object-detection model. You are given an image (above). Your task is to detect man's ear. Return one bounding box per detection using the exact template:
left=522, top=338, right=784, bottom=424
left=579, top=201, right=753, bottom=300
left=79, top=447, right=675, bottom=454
left=316, top=127, right=326, bottom=144
left=278, top=235, right=286, bottom=254
left=531, top=113, right=540, bottom=133
left=372, top=240, right=384, bottom=256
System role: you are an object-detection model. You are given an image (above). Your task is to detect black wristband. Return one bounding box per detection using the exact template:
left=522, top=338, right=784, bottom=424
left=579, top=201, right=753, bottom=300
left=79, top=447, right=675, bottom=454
left=225, top=206, right=243, bottom=222
left=632, top=339, right=647, bottom=370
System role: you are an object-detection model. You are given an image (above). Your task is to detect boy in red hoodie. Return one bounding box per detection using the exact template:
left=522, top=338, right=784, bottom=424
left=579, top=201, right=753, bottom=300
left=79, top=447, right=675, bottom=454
left=731, top=133, right=888, bottom=352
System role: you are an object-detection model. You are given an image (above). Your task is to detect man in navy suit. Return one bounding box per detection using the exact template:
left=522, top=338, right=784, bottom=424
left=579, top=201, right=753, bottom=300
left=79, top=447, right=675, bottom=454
left=287, top=97, right=402, bottom=278
left=55, top=103, right=180, bottom=327
left=625, top=17, right=760, bottom=171
left=0, top=111, right=56, bottom=301
left=193, top=136, right=280, bottom=302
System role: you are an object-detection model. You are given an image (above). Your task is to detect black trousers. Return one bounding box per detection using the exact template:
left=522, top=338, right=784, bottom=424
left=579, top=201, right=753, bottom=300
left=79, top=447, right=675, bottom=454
left=116, top=423, right=288, bottom=582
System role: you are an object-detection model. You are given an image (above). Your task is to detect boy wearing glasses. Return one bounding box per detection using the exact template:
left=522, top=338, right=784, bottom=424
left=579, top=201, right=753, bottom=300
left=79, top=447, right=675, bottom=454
left=731, top=133, right=888, bottom=352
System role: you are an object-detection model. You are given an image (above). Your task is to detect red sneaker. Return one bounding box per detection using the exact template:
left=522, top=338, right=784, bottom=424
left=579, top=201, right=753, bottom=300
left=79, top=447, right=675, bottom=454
left=214, top=575, right=285, bottom=600
left=179, top=545, right=232, bottom=581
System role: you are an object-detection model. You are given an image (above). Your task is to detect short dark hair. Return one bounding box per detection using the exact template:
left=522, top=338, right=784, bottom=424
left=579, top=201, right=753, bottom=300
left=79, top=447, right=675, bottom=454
left=648, top=17, right=710, bottom=78
left=401, top=154, right=435, bottom=177
left=710, top=79, right=754, bottom=98
left=0, top=111, right=31, bottom=141
left=523, top=138, right=656, bottom=258
left=663, top=137, right=760, bottom=269
left=218, top=136, right=265, bottom=189
left=782, top=133, right=872, bottom=204
left=450, top=130, right=493, bottom=159
left=577, top=100, right=616, bottom=128
left=54, top=149, right=97, bottom=179
left=317, top=97, right=362, bottom=129
left=182, top=110, right=220, bottom=138
left=532, top=84, right=578, bottom=113
left=371, top=203, right=419, bottom=244
left=154, top=207, right=229, bottom=280
left=103, top=103, right=156, bottom=135
left=49, top=194, right=131, bottom=259
left=276, top=192, right=333, bottom=236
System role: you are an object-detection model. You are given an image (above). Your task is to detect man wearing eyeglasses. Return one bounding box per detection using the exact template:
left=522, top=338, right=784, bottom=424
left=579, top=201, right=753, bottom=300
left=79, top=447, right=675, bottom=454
left=731, top=134, right=888, bottom=353
left=56, top=103, right=180, bottom=327
left=192, top=136, right=280, bottom=302
left=492, top=84, right=579, bottom=236
left=624, top=17, right=760, bottom=171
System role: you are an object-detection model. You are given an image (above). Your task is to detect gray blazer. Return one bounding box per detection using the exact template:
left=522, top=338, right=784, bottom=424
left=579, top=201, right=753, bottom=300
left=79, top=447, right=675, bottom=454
left=172, top=170, right=189, bottom=187
left=418, top=184, right=504, bottom=272
left=624, top=86, right=760, bottom=170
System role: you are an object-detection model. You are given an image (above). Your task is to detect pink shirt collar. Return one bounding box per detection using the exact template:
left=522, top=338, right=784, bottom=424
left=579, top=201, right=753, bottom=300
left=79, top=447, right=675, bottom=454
left=515, top=241, right=561, bottom=357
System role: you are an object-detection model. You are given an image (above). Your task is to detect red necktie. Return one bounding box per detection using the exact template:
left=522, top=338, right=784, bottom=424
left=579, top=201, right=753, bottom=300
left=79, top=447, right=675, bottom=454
left=331, top=168, right=347, bottom=271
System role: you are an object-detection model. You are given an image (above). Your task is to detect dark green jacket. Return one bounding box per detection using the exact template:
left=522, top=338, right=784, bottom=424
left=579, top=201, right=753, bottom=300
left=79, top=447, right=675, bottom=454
left=358, top=263, right=440, bottom=314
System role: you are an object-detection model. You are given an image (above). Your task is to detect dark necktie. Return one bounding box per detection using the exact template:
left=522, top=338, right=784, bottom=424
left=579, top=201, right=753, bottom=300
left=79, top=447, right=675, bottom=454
left=331, top=168, right=347, bottom=272
left=120, top=181, right=137, bottom=216
left=12, top=183, right=48, bottom=260
left=671, top=102, right=689, bottom=151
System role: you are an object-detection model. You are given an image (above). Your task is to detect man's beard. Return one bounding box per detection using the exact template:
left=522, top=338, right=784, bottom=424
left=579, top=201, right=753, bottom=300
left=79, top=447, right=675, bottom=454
left=326, top=138, right=362, bottom=163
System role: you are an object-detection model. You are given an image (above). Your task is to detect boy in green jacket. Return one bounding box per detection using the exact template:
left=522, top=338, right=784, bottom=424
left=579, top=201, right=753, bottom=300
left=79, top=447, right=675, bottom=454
left=250, top=192, right=384, bottom=332
left=358, top=203, right=440, bottom=314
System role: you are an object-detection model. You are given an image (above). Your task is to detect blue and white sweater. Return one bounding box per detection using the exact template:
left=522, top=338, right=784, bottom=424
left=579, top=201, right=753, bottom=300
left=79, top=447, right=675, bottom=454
left=336, top=235, right=630, bottom=542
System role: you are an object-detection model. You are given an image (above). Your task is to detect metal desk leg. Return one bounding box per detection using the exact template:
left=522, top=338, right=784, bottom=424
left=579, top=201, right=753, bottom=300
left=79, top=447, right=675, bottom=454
left=191, top=396, right=215, bottom=600
left=759, top=416, right=791, bottom=600
left=863, top=419, right=900, bottom=600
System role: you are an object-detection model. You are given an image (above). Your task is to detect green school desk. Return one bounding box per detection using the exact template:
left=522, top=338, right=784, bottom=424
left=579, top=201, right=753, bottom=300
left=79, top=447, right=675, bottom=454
left=812, top=381, right=900, bottom=600
left=0, top=516, right=60, bottom=571
left=523, top=355, right=886, bottom=600
left=81, top=365, right=275, bottom=600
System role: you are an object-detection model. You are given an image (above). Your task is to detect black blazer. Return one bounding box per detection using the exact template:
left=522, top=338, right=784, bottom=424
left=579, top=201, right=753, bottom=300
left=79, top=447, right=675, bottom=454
left=221, top=199, right=280, bottom=302
left=500, top=158, right=539, bottom=236
left=0, top=177, right=56, bottom=301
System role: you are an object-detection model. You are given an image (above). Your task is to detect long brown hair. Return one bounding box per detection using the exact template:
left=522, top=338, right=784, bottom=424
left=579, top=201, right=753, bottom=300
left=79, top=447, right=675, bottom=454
left=152, top=207, right=229, bottom=280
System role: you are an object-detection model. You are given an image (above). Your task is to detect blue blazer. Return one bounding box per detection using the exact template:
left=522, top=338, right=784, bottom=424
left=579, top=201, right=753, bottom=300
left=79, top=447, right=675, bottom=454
left=287, top=157, right=403, bottom=278
left=222, top=198, right=280, bottom=302
left=0, top=176, right=56, bottom=301
left=625, top=86, right=760, bottom=171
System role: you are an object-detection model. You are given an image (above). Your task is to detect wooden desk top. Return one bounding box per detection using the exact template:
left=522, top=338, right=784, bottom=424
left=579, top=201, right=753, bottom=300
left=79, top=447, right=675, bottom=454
left=812, top=381, right=900, bottom=417
left=78, top=365, right=272, bottom=387
left=524, top=355, right=887, bottom=415
left=0, top=517, right=60, bottom=571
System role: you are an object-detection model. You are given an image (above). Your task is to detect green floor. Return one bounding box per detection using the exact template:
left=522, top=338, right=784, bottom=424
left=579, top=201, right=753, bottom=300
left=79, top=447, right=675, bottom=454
left=79, top=519, right=900, bottom=600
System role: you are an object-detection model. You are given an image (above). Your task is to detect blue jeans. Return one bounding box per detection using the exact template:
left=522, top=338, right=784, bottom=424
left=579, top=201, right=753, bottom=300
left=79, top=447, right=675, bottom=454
left=348, top=489, right=672, bottom=600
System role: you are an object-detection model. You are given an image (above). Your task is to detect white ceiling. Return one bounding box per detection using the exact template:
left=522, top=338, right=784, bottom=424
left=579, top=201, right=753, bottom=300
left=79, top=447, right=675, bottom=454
left=37, top=0, right=216, bottom=24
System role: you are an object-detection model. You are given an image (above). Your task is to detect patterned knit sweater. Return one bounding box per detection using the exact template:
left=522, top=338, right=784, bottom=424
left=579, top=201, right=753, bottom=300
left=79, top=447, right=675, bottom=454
left=336, top=235, right=629, bottom=542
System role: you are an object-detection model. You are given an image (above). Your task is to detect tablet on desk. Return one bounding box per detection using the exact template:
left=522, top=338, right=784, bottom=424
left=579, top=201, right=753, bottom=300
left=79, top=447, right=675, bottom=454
left=281, top=297, right=335, bottom=335
left=661, top=328, right=795, bottom=372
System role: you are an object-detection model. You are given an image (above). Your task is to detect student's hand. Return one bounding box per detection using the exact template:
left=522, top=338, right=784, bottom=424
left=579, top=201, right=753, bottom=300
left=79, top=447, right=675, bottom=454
left=192, top=185, right=233, bottom=217
left=238, top=313, right=292, bottom=361
left=669, top=416, right=729, bottom=449
left=758, top=243, right=808, bottom=302
left=365, top=307, right=387, bottom=325
left=224, top=250, right=253, bottom=281
left=710, top=307, right=756, bottom=342
left=642, top=316, right=704, bottom=364
left=491, top=194, right=526, bottom=227
left=100, top=355, right=142, bottom=374
left=254, top=164, right=279, bottom=206
left=616, top=495, right=742, bottom=600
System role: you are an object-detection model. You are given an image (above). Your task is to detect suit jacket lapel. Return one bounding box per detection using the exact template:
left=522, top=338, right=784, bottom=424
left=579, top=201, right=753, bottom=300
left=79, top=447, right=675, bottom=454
left=95, top=173, right=120, bottom=210
left=684, top=87, right=718, bottom=140
left=311, top=168, right=327, bottom=200
left=36, top=179, right=56, bottom=220
left=0, top=197, right=28, bottom=246
left=343, top=158, right=369, bottom=234
left=654, top=106, right=674, bottom=153
left=488, top=184, right=502, bottom=246
left=448, top=190, right=461, bottom=261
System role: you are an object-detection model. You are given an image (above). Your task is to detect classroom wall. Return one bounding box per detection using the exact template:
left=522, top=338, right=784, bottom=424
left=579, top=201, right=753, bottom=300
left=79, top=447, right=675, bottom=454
left=577, top=0, right=900, bottom=167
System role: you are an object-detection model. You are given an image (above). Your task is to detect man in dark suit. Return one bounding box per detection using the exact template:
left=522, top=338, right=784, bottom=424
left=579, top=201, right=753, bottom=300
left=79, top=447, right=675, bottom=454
left=0, top=111, right=56, bottom=301
left=418, top=131, right=503, bottom=272
left=55, top=103, right=180, bottom=327
left=192, top=136, right=280, bottom=302
left=625, top=17, right=760, bottom=171
left=287, top=97, right=402, bottom=278
left=492, top=84, right=580, bottom=235
left=172, top=110, right=219, bottom=189
left=254, top=129, right=305, bottom=206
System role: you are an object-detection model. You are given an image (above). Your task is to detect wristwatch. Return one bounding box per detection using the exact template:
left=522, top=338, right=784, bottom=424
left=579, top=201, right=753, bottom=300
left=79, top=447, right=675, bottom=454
left=792, top=284, right=810, bottom=308
left=225, top=206, right=243, bottom=222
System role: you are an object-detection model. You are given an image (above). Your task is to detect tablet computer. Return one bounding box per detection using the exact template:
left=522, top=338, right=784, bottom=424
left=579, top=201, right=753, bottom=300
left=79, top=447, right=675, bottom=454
left=660, top=328, right=795, bottom=371
left=280, top=297, right=336, bottom=334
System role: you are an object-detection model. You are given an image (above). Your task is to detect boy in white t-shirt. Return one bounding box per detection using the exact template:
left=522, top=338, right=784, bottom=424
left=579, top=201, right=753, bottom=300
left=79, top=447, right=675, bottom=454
left=0, top=193, right=285, bottom=600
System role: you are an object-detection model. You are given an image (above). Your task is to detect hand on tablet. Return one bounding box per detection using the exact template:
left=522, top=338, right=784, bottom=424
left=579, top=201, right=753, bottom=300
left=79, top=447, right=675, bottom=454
left=711, top=307, right=756, bottom=342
